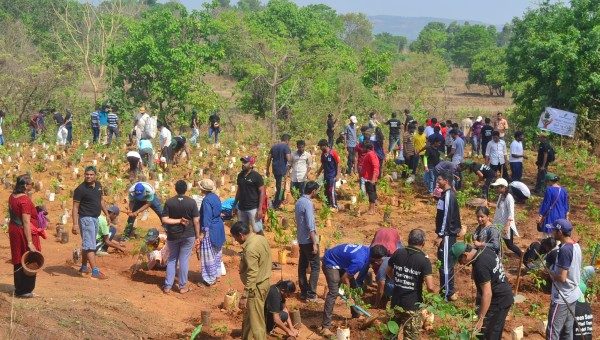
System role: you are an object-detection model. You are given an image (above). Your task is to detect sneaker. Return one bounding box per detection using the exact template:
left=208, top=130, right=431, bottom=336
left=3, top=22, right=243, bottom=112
left=90, top=271, right=108, bottom=280
left=318, top=327, right=334, bottom=337
left=79, top=267, right=91, bottom=277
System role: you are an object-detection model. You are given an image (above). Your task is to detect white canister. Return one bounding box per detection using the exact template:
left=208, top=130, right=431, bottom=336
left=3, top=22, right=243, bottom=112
left=220, top=261, right=226, bottom=276
left=48, top=192, right=56, bottom=202
left=336, top=327, right=350, bottom=340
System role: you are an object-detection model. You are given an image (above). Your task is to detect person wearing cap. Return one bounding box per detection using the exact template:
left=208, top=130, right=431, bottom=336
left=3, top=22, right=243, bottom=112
left=145, top=228, right=169, bottom=270
left=387, top=229, right=436, bottom=339
left=470, top=116, right=483, bottom=157
left=451, top=241, right=513, bottom=339
left=90, top=106, right=100, bottom=143
left=230, top=221, right=272, bottom=340
left=509, top=131, right=526, bottom=182
left=72, top=166, right=110, bottom=280
left=124, top=182, right=163, bottom=240
left=198, top=179, right=225, bottom=286
left=316, top=139, right=341, bottom=209
left=534, top=130, right=553, bottom=194
left=485, top=130, right=509, bottom=181
left=319, top=244, right=389, bottom=337
left=546, top=219, right=582, bottom=339
left=161, top=180, right=201, bottom=294
left=460, top=160, right=495, bottom=201
left=95, top=205, right=125, bottom=255
left=234, top=156, right=266, bottom=234
left=266, top=134, right=292, bottom=209
left=386, top=112, right=402, bottom=156
left=435, top=170, right=461, bottom=301
left=208, top=110, right=220, bottom=144
left=491, top=178, right=523, bottom=257
left=343, top=115, right=358, bottom=175
left=264, top=280, right=299, bottom=338
left=537, top=173, right=569, bottom=236
left=295, top=181, right=321, bottom=301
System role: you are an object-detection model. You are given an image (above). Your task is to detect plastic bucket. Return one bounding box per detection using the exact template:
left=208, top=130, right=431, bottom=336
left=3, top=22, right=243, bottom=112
left=21, top=251, right=44, bottom=277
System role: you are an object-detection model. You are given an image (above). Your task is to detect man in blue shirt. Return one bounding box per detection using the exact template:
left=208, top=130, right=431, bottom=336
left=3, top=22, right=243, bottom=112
left=319, top=243, right=388, bottom=337
left=123, top=182, right=163, bottom=240
left=343, top=115, right=358, bottom=175
left=295, top=181, right=320, bottom=301
left=266, top=134, right=292, bottom=209
left=316, top=139, right=341, bottom=209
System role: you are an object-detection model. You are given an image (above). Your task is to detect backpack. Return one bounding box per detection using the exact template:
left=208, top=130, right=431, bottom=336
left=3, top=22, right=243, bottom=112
left=546, top=145, right=555, bottom=163
left=144, top=116, right=158, bottom=139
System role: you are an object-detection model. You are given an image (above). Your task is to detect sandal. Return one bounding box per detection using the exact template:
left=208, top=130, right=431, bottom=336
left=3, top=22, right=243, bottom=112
left=179, top=286, right=192, bottom=294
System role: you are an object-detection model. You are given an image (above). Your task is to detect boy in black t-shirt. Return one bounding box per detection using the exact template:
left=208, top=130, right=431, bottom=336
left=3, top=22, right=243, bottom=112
left=452, top=242, right=513, bottom=340
left=264, top=280, right=299, bottom=338
left=480, top=118, right=494, bottom=158
left=387, top=229, right=436, bottom=339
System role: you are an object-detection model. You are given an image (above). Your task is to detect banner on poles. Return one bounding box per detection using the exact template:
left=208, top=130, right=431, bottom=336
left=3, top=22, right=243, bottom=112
left=537, top=107, right=577, bottom=137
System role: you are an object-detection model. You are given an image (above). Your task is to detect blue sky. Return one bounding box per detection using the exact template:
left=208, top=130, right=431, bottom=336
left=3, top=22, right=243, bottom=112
left=176, top=0, right=544, bottom=25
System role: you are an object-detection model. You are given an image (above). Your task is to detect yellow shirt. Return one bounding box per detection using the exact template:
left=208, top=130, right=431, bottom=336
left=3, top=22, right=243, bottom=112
left=414, top=132, right=427, bottom=155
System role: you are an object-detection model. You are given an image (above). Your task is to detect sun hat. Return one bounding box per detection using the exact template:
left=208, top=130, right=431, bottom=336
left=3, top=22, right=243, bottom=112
left=490, top=178, right=509, bottom=187
left=240, top=156, right=256, bottom=165
left=199, top=179, right=215, bottom=192
left=133, top=183, right=146, bottom=201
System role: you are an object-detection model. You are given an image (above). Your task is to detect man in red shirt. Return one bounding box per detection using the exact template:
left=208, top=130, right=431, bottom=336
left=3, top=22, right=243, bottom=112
left=360, top=141, right=380, bottom=214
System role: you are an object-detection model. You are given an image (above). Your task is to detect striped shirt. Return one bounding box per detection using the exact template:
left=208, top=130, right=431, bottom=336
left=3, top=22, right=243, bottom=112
left=107, top=112, right=118, bottom=128
left=90, top=111, right=100, bottom=128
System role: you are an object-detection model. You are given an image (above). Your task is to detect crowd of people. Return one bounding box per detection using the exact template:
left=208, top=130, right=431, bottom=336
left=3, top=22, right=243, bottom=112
left=5, top=105, right=594, bottom=340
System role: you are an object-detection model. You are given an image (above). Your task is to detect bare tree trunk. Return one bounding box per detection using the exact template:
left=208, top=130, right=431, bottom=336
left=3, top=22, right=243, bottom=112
left=270, top=65, right=279, bottom=141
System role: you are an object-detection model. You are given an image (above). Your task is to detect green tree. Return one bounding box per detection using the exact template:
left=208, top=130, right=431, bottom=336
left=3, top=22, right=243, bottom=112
left=373, top=32, right=408, bottom=55
left=236, top=0, right=261, bottom=11
left=361, top=49, right=392, bottom=88
left=445, top=23, right=497, bottom=68
left=340, top=13, right=373, bottom=51
left=106, top=4, right=223, bottom=119
left=468, top=46, right=507, bottom=96
left=506, top=0, right=600, bottom=143
left=410, top=22, right=448, bottom=58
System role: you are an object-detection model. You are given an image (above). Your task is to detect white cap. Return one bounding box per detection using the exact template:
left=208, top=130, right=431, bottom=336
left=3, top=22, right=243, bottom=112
left=350, top=116, right=357, bottom=124
left=476, top=116, right=483, bottom=122
left=490, top=178, right=509, bottom=187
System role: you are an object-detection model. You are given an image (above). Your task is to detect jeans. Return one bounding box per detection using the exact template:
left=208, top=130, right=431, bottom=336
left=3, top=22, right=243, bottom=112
left=479, top=302, right=511, bottom=340
left=510, top=162, right=523, bottom=182
left=124, top=196, right=163, bottom=237
left=437, top=235, right=457, bottom=300
left=92, top=126, right=100, bottom=143
left=238, top=208, right=263, bottom=233
left=272, top=174, right=285, bottom=208
left=346, top=146, right=356, bottom=174
left=66, top=125, right=72, bottom=144
left=322, top=266, right=359, bottom=327
left=388, top=135, right=400, bottom=153
left=139, top=148, right=154, bottom=170
left=298, top=243, right=320, bottom=299
left=546, top=301, right=576, bottom=340
left=291, top=181, right=306, bottom=195
left=30, top=127, right=37, bottom=142
left=471, top=135, right=479, bottom=155
left=535, top=167, right=547, bottom=193
left=324, top=178, right=337, bottom=208
left=164, top=236, right=196, bottom=289
left=503, top=228, right=523, bottom=257
left=0, top=134, right=4, bottom=145
left=107, top=126, right=118, bottom=144
left=481, top=140, right=489, bottom=157
left=208, top=127, right=219, bottom=143
left=424, top=168, right=438, bottom=194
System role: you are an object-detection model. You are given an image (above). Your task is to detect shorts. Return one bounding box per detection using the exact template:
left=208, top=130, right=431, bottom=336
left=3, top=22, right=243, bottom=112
left=79, top=216, right=99, bottom=251
left=365, top=181, right=377, bottom=203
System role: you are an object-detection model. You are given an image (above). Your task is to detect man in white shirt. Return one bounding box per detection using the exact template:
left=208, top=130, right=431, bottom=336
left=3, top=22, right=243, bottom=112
left=485, top=131, right=509, bottom=181
left=509, top=131, right=525, bottom=182
left=135, top=107, right=150, bottom=139
left=461, top=116, right=473, bottom=146
left=158, top=122, right=172, bottom=159
left=289, top=140, right=312, bottom=195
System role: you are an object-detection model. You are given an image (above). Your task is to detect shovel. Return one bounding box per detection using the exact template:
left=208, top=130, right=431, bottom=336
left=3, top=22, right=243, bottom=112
left=513, top=252, right=526, bottom=304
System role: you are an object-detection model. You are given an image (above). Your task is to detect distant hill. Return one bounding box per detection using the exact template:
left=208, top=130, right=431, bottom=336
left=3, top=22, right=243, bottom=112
left=369, top=15, right=500, bottom=40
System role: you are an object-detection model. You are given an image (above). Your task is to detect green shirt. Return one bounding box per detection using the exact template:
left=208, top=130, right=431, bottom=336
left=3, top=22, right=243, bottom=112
left=96, top=215, right=109, bottom=242
left=240, top=233, right=272, bottom=296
